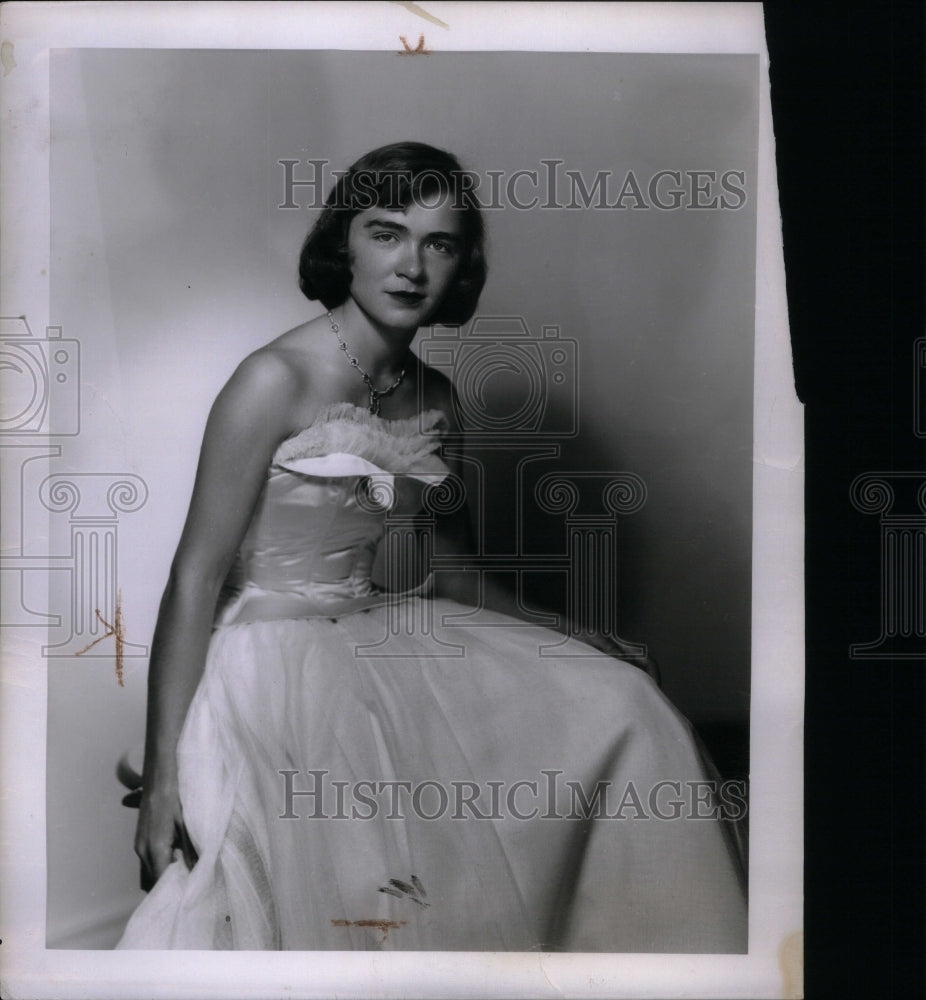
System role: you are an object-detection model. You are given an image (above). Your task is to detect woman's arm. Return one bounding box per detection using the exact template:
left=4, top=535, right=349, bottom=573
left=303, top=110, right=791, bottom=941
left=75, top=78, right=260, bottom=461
left=135, top=351, right=304, bottom=883
left=431, top=496, right=660, bottom=682
left=427, top=377, right=659, bottom=682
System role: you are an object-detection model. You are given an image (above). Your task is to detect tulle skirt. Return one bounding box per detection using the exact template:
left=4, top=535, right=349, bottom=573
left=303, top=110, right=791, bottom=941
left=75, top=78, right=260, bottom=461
left=116, top=598, right=747, bottom=952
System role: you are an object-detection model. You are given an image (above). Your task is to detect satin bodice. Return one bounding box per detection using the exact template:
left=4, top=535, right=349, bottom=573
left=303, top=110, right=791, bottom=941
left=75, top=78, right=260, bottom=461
left=213, top=403, right=449, bottom=627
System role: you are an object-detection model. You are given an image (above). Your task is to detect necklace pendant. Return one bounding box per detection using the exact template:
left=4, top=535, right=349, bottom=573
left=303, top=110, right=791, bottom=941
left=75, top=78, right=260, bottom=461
left=369, top=390, right=380, bottom=416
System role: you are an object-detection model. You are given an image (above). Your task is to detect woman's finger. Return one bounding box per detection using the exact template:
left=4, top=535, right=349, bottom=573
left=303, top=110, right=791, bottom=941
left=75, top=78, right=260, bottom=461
left=176, top=820, right=199, bottom=871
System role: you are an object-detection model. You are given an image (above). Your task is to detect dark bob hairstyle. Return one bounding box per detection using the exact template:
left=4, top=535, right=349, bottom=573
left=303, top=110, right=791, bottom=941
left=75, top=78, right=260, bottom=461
left=298, top=142, right=487, bottom=326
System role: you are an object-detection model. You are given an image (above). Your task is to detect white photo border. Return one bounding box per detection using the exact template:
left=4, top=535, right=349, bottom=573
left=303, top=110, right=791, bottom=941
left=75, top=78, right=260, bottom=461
left=0, top=3, right=802, bottom=998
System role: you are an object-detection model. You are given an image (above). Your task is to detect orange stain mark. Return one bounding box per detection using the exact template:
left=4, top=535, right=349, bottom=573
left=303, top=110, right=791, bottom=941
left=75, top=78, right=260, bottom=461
left=330, top=917, right=407, bottom=942
left=75, top=588, right=125, bottom=686
left=398, top=34, right=430, bottom=55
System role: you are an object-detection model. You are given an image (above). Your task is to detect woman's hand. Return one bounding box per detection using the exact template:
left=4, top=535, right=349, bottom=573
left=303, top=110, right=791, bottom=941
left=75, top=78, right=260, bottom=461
left=134, top=773, right=198, bottom=885
left=580, top=631, right=662, bottom=686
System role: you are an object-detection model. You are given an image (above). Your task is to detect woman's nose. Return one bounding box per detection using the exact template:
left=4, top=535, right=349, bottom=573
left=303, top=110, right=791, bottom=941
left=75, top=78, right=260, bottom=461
left=397, top=244, right=424, bottom=282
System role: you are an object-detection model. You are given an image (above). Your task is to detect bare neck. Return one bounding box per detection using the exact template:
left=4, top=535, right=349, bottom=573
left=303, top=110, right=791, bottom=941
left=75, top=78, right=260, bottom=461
left=329, top=301, right=415, bottom=380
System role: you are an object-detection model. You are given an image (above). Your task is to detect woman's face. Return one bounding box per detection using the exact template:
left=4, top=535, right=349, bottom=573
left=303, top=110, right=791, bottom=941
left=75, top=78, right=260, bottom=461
left=346, top=198, right=464, bottom=330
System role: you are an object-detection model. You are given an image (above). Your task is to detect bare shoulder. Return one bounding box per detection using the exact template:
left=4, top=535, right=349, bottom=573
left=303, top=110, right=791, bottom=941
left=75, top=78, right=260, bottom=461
left=216, top=347, right=301, bottom=425
left=229, top=344, right=303, bottom=395
left=417, top=359, right=460, bottom=431
left=216, top=317, right=330, bottom=434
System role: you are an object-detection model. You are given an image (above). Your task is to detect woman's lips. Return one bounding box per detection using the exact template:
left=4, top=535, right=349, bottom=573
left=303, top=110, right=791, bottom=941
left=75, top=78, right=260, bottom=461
left=387, top=291, right=426, bottom=306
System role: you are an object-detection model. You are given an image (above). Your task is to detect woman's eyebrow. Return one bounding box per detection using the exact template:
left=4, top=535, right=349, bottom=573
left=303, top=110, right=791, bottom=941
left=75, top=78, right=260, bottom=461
left=362, top=217, right=462, bottom=242
left=362, top=217, right=407, bottom=233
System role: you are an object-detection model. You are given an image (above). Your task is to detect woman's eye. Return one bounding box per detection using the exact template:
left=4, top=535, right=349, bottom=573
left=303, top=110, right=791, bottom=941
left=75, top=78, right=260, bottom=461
left=428, top=240, right=453, bottom=255
left=373, top=232, right=397, bottom=244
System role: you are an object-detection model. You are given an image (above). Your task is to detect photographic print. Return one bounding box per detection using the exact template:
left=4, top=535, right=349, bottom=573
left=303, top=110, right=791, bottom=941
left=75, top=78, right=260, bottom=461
left=0, top=4, right=802, bottom=998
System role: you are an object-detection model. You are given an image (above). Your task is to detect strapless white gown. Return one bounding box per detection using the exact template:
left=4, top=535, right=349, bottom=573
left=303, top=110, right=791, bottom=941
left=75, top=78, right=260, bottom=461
left=116, top=403, right=747, bottom=952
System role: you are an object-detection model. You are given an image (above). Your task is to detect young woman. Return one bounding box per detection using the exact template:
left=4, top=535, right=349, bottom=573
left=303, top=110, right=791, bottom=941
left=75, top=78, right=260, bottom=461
left=117, top=142, right=747, bottom=952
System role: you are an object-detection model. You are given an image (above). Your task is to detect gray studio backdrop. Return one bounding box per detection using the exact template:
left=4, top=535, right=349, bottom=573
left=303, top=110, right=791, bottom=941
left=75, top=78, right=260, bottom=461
left=46, top=49, right=758, bottom=946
